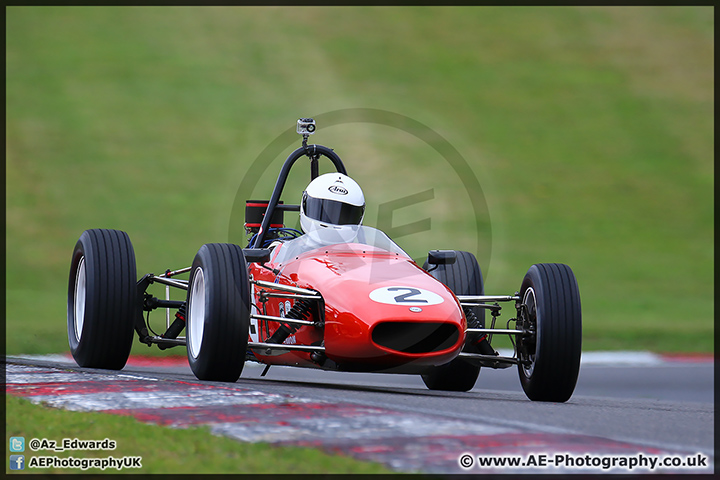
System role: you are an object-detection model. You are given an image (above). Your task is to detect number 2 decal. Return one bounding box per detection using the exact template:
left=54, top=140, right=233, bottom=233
left=369, top=286, right=444, bottom=306
left=388, top=287, right=428, bottom=304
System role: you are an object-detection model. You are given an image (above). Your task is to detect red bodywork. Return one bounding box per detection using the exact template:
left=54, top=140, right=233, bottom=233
left=248, top=242, right=467, bottom=373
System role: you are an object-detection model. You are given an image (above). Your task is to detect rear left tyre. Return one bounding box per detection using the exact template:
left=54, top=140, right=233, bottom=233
left=67, top=229, right=137, bottom=370
left=421, top=250, right=484, bottom=392
left=186, top=243, right=251, bottom=382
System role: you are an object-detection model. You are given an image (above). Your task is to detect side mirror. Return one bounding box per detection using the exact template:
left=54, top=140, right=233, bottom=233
left=427, top=250, right=457, bottom=266
left=243, top=248, right=272, bottom=264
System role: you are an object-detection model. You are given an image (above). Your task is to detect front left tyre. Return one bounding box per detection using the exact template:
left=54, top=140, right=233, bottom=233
left=186, top=243, right=251, bottom=382
left=67, top=229, right=137, bottom=369
left=517, top=263, right=582, bottom=402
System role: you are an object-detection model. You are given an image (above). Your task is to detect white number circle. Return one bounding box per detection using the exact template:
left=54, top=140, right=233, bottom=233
left=369, top=286, right=444, bottom=306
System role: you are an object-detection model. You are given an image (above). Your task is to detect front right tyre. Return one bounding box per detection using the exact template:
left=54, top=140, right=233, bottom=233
left=186, top=243, right=251, bottom=382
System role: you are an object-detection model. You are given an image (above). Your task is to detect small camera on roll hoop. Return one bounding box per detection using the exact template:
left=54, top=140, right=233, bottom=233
left=297, top=118, right=316, bottom=135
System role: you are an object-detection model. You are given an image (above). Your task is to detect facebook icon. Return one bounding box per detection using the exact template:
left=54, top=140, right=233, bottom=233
left=10, top=455, right=25, bottom=470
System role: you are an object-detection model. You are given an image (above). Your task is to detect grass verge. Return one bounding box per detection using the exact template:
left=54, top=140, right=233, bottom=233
left=5, top=394, right=392, bottom=475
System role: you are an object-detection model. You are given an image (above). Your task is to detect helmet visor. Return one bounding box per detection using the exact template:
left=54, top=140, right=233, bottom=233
left=303, top=194, right=365, bottom=226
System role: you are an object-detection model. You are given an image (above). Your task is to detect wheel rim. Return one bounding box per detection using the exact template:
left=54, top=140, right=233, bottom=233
left=521, top=286, right=537, bottom=377
left=188, top=268, right=206, bottom=359
left=73, top=256, right=87, bottom=343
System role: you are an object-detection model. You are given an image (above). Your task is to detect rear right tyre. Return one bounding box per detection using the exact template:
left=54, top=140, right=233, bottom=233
left=67, top=229, right=137, bottom=370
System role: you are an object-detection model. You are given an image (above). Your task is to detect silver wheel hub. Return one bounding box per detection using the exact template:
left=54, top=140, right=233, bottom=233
left=73, top=256, right=86, bottom=342
left=521, top=286, right=537, bottom=377
left=188, top=268, right=206, bottom=359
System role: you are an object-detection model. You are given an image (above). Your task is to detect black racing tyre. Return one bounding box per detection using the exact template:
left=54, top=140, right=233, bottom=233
left=421, top=250, right=485, bottom=392
left=186, top=243, right=250, bottom=382
left=67, top=229, right=137, bottom=370
left=517, top=263, right=582, bottom=402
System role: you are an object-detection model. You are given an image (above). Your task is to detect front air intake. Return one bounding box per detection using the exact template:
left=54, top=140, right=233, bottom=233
left=371, top=322, right=459, bottom=354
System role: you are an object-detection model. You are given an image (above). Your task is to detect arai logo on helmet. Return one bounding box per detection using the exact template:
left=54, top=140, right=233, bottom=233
left=328, top=185, right=348, bottom=195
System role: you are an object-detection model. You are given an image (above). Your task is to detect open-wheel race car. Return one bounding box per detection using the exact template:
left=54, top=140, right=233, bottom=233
left=67, top=118, right=582, bottom=402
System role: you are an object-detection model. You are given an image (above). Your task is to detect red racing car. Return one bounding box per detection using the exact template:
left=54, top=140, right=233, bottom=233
left=67, top=118, right=582, bottom=402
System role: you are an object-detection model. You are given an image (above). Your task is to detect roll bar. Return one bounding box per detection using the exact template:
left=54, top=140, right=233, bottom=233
left=252, top=143, right=347, bottom=248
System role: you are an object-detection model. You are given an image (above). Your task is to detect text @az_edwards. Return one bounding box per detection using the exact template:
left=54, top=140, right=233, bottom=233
left=28, top=437, right=116, bottom=452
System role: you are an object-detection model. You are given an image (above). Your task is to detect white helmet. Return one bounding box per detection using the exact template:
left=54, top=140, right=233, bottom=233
left=300, top=172, right=365, bottom=243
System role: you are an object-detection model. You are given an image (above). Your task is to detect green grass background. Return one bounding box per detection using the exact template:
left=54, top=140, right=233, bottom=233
left=6, top=6, right=713, bottom=356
